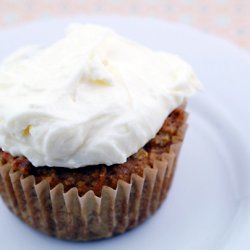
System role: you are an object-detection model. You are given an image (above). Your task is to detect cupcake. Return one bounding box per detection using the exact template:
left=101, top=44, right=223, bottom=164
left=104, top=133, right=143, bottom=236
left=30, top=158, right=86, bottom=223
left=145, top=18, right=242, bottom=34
left=0, top=24, right=201, bottom=240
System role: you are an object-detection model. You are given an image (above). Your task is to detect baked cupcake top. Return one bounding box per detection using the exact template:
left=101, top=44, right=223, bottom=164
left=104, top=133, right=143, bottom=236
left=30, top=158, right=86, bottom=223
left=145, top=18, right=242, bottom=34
left=0, top=24, right=201, bottom=168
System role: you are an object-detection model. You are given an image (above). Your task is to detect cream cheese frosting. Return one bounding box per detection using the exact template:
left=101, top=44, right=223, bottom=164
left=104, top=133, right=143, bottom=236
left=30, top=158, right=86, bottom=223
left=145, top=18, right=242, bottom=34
left=0, top=23, right=201, bottom=168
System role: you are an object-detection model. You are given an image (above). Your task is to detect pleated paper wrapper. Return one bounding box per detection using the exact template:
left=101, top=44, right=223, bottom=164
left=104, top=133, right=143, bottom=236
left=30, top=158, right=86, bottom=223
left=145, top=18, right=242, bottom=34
left=0, top=115, right=187, bottom=241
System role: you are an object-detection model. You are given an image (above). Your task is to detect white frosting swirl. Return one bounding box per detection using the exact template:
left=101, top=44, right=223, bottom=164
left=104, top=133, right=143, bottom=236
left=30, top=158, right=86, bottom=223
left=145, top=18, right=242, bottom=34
left=0, top=24, right=201, bottom=168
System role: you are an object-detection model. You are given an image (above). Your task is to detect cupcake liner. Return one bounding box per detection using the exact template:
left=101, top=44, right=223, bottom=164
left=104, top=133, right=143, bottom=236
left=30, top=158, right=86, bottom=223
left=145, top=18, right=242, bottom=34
left=0, top=117, right=187, bottom=241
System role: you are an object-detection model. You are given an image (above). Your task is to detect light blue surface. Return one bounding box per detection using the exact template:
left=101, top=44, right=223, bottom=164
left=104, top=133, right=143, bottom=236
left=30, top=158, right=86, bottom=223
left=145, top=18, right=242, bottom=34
left=0, top=16, right=249, bottom=250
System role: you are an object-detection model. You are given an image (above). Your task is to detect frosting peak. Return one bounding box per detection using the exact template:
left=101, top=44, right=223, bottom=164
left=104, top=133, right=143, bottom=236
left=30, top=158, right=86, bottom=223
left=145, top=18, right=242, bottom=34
left=0, top=24, right=201, bottom=168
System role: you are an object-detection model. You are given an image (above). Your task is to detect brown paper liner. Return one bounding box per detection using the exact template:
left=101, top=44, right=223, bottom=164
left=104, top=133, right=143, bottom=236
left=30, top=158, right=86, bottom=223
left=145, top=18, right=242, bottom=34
left=0, top=119, right=187, bottom=241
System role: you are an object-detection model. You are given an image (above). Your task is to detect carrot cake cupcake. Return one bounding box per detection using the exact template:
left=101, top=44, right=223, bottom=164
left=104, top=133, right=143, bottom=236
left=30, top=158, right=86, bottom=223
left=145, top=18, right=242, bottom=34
left=0, top=24, right=201, bottom=240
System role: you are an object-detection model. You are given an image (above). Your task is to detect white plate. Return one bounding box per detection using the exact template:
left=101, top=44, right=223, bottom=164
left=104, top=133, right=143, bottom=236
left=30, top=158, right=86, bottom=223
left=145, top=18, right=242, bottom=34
left=0, top=16, right=250, bottom=250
